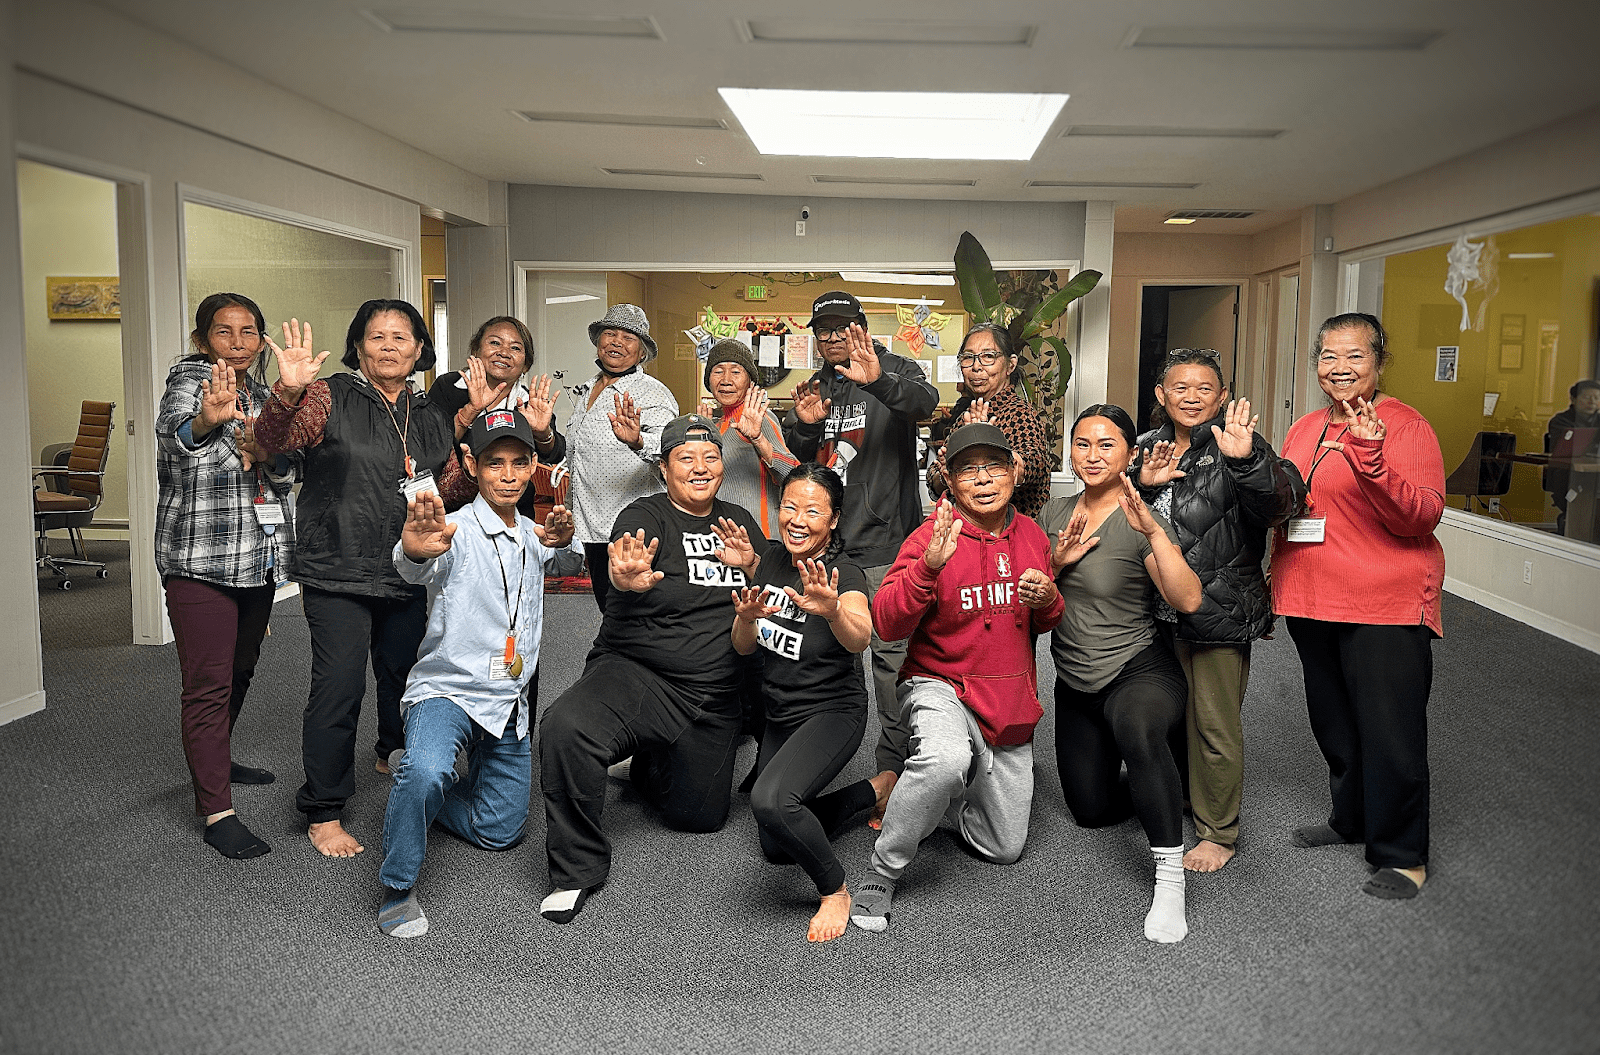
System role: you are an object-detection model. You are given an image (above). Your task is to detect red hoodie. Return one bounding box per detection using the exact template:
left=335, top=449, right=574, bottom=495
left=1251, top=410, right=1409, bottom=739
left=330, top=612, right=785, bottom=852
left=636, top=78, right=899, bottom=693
left=873, top=510, right=1064, bottom=747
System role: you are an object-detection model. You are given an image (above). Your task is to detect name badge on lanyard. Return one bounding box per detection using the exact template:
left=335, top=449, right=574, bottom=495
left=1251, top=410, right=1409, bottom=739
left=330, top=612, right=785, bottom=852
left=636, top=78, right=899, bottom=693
left=401, top=470, right=437, bottom=501
left=252, top=498, right=286, bottom=527
left=1285, top=517, right=1326, bottom=544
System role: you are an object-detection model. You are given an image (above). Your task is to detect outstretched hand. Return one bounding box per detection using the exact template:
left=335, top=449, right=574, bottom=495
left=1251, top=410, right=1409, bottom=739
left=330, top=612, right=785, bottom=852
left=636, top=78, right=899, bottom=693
left=1211, top=398, right=1260, bottom=460
left=733, top=387, right=771, bottom=442
left=1324, top=396, right=1387, bottom=448
left=265, top=319, right=329, bottom=401
left=1050, top=511, right=1101, bottom=573
left=195, top=358, right=246, bottom=436
left=712, top=517, right=758, bottom=574
left=786, top=559, right=842, bottom=620
left=608, top=528, right=663, bottom=592
left=533, top=503, right=574, bottom=548
left=1138, top=440, right=1187, bottom=488
left=1118, top=473, right=1163, bottom=539
left=519, top=374, right=557, bottom=438
left=608, top=391, right=643, bottom=450
left=462, top=356, right=510, bottom=416
left=401, top=492, right=457, bottom=561
left=922, top=498, right=963, bottom=571
left=792, top=379, right=832, bottom=425
left=834, top=324, right=883, bottom=385
left=732, top=585, right=780, bottom=623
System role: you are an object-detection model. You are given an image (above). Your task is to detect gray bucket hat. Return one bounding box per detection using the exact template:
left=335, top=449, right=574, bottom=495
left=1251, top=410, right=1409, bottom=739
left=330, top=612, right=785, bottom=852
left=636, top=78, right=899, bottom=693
left=588, top=303, right=658, bottom=362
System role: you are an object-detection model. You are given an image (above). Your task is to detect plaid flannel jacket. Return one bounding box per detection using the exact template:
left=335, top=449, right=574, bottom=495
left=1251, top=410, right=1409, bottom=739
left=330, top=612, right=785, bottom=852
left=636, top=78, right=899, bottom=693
left=155, top=356, right=298, bottom=588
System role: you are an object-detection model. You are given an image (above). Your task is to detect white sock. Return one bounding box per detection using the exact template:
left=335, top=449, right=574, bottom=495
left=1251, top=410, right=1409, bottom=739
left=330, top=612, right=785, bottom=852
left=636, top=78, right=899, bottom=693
left=540, top=888, right=582, bottom=914
left=1144, top=844, right=1188, bottom=943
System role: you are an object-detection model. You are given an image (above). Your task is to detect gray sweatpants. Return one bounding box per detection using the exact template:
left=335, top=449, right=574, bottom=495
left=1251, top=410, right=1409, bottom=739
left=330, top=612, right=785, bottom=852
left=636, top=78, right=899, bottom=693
left=869, top=677, right=1034, bottom=880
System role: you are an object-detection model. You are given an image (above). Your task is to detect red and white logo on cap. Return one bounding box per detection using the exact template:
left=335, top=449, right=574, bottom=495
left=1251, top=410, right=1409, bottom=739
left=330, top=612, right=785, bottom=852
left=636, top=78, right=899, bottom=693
left=486, top=410, right=515, bottom=430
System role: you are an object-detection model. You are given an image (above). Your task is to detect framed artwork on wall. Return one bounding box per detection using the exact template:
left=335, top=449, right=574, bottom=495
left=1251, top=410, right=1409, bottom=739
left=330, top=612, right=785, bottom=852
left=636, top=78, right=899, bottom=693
left=1500, top=343, right=1524, bottom=369
left=46, top=276, right=120, bottom=320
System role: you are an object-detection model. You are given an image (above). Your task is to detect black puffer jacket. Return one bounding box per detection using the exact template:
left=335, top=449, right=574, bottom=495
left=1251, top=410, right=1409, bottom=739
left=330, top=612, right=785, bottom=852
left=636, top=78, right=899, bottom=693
left=1134, top=415, right=1306, bottom=644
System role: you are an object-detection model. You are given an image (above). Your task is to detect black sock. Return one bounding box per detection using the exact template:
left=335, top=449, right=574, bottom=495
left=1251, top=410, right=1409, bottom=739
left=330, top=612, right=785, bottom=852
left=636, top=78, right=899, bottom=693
left=229, top=763, right=275, bottom=785
left=204, top=815, right=271, bottom=859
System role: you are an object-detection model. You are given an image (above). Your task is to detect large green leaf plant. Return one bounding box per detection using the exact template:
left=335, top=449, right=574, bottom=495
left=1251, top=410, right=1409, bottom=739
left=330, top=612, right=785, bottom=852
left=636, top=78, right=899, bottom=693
left=953, top=231, right=1102, bottom=469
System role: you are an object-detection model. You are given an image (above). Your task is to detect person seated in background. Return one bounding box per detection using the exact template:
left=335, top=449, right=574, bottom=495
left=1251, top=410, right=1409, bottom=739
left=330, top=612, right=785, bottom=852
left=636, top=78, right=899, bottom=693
left=1544, top=379, right=1600, bottom=534
left=537, top=415, right=764, bottom=925
left=376, top=410, right=575, bottom=938
left=851, top=424, right=1063, bottom=933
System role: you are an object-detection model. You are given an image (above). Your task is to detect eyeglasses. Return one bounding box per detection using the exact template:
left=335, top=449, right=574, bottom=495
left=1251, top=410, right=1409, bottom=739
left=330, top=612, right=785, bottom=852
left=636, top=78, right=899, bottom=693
left=953, top=460, right=1013, bottom=482
left=1163, top=348, right=1222, bottom=364
left=812, top=324, right=854, bottom=341
left=957, top=351, right=1004, bottom=368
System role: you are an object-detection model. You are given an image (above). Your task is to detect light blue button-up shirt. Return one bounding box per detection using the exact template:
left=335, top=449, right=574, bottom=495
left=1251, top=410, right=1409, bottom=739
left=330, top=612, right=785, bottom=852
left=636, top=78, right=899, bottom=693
left=393, top=495, right=576, bottom=739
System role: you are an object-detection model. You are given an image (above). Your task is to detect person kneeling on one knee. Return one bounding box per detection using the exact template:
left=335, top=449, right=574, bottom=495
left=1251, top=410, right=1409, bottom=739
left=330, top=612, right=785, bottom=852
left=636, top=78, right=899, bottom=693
left=850, top=424, right=1064, bottom=933
left=376, top=409, right=576, bottom=938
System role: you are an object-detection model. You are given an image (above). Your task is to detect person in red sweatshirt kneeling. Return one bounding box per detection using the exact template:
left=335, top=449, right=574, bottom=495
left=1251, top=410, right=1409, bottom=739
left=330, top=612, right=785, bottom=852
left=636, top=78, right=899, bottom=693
left=850, top=423, right=1064, bottom=932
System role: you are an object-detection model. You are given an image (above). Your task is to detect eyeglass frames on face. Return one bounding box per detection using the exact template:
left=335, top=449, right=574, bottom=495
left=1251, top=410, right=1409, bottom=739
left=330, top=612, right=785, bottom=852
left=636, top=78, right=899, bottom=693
left=953, top=460, right=1013, bottom=482
left=812, top=324, right=855, bottom=342
left=957, top=351, right=1003, bottom=367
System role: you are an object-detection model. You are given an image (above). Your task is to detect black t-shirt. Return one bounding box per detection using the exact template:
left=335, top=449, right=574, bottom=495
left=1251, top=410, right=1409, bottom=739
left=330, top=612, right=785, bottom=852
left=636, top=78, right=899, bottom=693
left=749, top=540, right=870, bottom=725
left=594, top=493, right=765, bottom=707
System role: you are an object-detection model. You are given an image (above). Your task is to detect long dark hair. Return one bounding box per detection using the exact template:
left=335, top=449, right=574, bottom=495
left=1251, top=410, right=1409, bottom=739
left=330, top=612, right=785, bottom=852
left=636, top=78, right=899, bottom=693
left=781, top=463, right=847, bottom=562
left=189, top=292, right=268, bottom=385
left=1072, top=403, right=1139, bottom=448
left=342, top=299, right=436, bottom=374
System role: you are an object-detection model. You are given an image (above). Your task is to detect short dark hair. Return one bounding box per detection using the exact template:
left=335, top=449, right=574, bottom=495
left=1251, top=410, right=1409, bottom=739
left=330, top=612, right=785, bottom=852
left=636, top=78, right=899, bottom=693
left=1158, top=348, right=1226, bottom=388
left=190, top=292, right=268, bottom=382
left=781, top=463, right=847, bottom=562
left=342, top=299, right=436, bottom=374
left=1072, top=403, right=1139, bottom=448
left=1314, top=312, right=1390, bottom=373
left=959, top=322, right=1020, bottom=387
left=1570, top=379, right=1600, bottom=402
left=468, top=316, right=535, bottom=373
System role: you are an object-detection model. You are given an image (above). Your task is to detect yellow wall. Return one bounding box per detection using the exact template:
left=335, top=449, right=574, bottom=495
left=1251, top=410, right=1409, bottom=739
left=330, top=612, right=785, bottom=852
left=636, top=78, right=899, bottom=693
left=1379, top=214, right=1600, bottom=525
left=18, top=159, right=128, bottom=527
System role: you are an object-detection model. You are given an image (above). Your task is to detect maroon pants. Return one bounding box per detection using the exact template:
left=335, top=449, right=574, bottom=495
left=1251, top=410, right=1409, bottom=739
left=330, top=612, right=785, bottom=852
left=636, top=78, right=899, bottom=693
left=165, top=576, right=277, bottom=815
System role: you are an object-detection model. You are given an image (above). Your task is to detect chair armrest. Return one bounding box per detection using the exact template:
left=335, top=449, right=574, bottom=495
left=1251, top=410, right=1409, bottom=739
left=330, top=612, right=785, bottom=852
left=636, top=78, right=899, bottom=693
left=32, top=466, right=108, bottom=476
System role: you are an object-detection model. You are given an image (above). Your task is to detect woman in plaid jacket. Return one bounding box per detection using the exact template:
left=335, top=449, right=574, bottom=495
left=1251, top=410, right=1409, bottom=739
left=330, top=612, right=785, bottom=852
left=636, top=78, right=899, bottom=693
left=155, top=292, right=298, bottom=860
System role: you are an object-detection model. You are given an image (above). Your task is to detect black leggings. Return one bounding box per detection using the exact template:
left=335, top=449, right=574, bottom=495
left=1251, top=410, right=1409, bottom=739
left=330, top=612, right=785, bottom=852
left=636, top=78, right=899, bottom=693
left=750, top=709, right=874, bottom=895
left=1054, top=640, right=1188, bottom=848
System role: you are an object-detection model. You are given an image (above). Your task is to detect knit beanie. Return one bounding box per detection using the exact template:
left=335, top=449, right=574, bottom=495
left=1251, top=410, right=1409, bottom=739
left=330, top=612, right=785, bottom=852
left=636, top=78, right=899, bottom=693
left=703, top=338, right=758, bottom=390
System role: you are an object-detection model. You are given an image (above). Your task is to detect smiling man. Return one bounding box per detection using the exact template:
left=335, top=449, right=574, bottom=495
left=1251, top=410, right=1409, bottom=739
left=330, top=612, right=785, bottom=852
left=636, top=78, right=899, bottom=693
left=850, top=423, right=1064, bottom=932
left=538, top=415, right=765, bottom=924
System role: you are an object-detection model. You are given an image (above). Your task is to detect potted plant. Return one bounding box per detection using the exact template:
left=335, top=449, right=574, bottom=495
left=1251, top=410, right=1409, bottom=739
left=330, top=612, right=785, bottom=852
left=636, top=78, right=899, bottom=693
left=953, top=231, right=1102, bottom=468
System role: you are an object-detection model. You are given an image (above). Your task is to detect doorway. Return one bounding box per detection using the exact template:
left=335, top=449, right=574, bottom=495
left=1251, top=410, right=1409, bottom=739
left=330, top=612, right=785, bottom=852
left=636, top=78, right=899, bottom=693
left=1137, top=284, right=1240, bottom=432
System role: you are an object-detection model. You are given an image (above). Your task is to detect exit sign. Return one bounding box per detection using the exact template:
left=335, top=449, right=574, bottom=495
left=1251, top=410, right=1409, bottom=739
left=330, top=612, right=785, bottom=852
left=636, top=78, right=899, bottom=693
left=745, top=284, right=769, bottom=301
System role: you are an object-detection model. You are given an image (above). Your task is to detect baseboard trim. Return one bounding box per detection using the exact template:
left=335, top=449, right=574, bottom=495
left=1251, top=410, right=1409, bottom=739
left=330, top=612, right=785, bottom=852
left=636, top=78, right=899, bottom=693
left=1444, top=578, right=1600, bottom=655
left=0, top=690, right=46, bottom=727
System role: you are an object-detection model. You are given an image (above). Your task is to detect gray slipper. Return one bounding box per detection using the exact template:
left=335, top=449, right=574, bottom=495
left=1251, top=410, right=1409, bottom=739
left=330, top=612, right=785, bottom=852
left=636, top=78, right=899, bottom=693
left=1291, top=822, right=1354, bottom=848
left=849, top=874, right=896, bottom=933
left=1362, top=867, right=1421, bottom=900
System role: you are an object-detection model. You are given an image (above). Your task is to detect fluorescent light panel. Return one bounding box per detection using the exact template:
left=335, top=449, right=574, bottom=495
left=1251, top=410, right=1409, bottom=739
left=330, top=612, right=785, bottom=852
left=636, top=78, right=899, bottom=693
left=1064, top=125, right=1284, bottom=139
left=546, top=294, right=600, bottom=305
left=858, top=297, right=946, bottom=307
left=514, top=111, right=726, bottom=130
left=1128, top=26, right=1440, bottom=50
left=719, top=89, right=1067, bottom=161
left=839, top=272, right=956, bottom=287
left=812, top=175, right=977, bottom=187
left=737, top=19, right=1035, bottom=46
left=601, top=167, right=763, bottom=181
left=1164, top=218, right=1197, bottom=225
left=1027, top=179, right=1199, bottom=189
left=1506, top=252, right=1555, bottom=259
left=363, top=8, right=661, bottom=37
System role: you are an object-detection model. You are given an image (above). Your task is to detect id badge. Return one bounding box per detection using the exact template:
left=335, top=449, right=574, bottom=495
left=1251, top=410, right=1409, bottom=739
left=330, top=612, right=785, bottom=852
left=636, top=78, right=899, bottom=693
left=489, top=653, right=523, bottom=680
left=1285, top=517, right=1327, bottom=543
left=253, top=501, right=286, bottom=527
left=401, top=470, right=437, bottom=501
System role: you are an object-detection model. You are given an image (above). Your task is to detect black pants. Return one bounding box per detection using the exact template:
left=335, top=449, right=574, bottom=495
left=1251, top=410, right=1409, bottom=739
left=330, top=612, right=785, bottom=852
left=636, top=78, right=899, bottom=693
left=296, top=585, right=426, bottom=823
left=750, top=709, right=874, bottom=895
left=584, top=542, right=611, bottom=613
left=1286, top=618, right=1433, bottom=869
left=540, top=652, right=741, bottom=890
left=1054, top=640, right=1188, bottom=848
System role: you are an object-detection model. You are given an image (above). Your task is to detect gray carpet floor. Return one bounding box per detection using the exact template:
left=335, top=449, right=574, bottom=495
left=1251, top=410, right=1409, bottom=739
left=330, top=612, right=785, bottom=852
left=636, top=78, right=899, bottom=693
left=4, top=541, right=1597, bottom=1055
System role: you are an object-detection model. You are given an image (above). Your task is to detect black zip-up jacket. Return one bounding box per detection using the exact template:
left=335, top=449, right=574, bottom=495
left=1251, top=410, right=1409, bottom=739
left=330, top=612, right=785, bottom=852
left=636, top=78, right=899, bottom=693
left=782, top=342, right=940, bottom=567
left=1134, top=415, right=1306, bottom=644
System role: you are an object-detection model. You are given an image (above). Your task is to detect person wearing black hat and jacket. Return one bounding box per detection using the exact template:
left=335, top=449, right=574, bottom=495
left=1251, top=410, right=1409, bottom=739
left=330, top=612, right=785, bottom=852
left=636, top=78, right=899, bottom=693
left=1133, top=349, right=1305, bottom=873
left=782, top=291, right=940, bottom=793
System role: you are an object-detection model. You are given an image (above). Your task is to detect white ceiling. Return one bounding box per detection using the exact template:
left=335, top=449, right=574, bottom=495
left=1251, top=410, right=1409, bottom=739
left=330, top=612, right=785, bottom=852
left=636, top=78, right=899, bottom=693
left=100, top=0, right=1600, bottom=232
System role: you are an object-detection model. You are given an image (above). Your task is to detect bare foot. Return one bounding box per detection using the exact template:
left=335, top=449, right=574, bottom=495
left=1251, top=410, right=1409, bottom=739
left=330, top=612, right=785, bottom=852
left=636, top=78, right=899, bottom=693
left=1397, top=864, right=1426, bottom=889
left=867, top=770, right=897, bottom=831
left=808, top=885, right=851, bottom=942
left=1183, top=840, right=1236, bottom=872
left=309, top=820, right=365, bottom=857
left=374, top=757, right=390, bottom=775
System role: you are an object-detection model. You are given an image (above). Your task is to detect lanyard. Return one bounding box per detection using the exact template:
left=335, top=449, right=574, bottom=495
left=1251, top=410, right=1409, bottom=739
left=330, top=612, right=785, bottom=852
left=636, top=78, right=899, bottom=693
left=375, top=384, right=416, bottom=477
left=472, top=507, right=527, bottom=665
left=1302, top=407, right=1348, bottom=511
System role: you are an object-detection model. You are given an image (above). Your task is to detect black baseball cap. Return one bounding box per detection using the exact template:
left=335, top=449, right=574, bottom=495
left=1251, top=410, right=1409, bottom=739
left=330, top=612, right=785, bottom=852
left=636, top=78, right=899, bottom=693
left=466, top=407, right=538, bottom=458
left=805, top=291, right=868, bottom=330
left=659, top=414, right=723, bottom=458
left=943, top=422, right=1014, bottom=465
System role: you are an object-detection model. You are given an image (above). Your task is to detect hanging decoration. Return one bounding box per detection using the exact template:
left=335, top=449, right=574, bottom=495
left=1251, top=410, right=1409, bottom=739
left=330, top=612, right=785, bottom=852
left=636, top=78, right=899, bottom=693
left=893, top=303, right=953, bottom=355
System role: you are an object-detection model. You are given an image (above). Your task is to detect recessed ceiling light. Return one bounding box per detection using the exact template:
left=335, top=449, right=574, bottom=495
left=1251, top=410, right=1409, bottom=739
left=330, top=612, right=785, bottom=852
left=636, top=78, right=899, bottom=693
left=546, top=294, right=601, bottom=305
left=600, top=167, right=764, bottom=180
left=736, top=19, right=1035, bottom=46
left=514, top=111, right=726, bottom=130
left=1026, top=179, right=1200, bottom=189
left=1063, top=125, right=1284, bottom=139
left=1127, top=26, right=1440, bottom=50
left=840, top=272, right=956, bottom=286
left=1163, top=217, right=1197, bottom=225
left=719, top=89, right=1067, bottom=161
left=1506, top=252, right=1555, bottom=260
left=363, top=8, right=661, bottom=37
left=858, top=296, right=947, bottom=307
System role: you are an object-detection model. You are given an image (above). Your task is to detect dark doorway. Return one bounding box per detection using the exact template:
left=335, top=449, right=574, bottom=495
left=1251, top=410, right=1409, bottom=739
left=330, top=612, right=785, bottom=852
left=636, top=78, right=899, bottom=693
left=1137, top=284, right=1240, bottom=432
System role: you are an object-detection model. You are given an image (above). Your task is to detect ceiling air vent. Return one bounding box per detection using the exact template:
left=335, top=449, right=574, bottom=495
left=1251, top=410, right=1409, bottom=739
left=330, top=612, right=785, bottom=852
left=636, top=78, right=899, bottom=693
left=811, top=175, right=978, bottom=187
left=1027, top=180, right=1199, bottom=190
left=1063, top=125, right=1283, bottom=139
left=1167, top=210, right=1257, bottom=220
left=363, top=9, right=661, bottom=37
left=736, top=19, right=1035, bottom=46
left=514, top=111, right=727, bottom=130
left=601, top=168, right=763, bottom=181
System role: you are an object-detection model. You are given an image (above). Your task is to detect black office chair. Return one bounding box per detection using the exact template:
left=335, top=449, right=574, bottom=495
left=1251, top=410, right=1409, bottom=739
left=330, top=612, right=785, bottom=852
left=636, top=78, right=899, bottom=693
left=1444, top=431, right=1516, bottom=514
left=34, top=400, right=115, bottom=590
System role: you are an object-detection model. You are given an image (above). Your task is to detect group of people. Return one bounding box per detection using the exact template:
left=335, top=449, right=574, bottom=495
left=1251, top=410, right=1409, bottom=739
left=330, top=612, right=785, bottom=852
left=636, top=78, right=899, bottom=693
left=155, top=284, right=1446, bottom=944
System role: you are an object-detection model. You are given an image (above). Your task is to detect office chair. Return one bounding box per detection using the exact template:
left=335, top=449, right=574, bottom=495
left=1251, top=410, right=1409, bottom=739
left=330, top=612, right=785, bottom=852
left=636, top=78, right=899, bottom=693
left=34, top=400, right=115, bottom=590
left=1443, top=430, right=1516, bottom=514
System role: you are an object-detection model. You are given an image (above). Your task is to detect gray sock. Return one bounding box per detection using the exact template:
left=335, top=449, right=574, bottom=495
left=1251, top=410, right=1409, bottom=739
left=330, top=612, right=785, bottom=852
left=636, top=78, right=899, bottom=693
left=378, top=887, right=428, bottom=938
left=849, top=872, right=896, bottom=933
left=1291, top=822, right=1354, bottom=847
